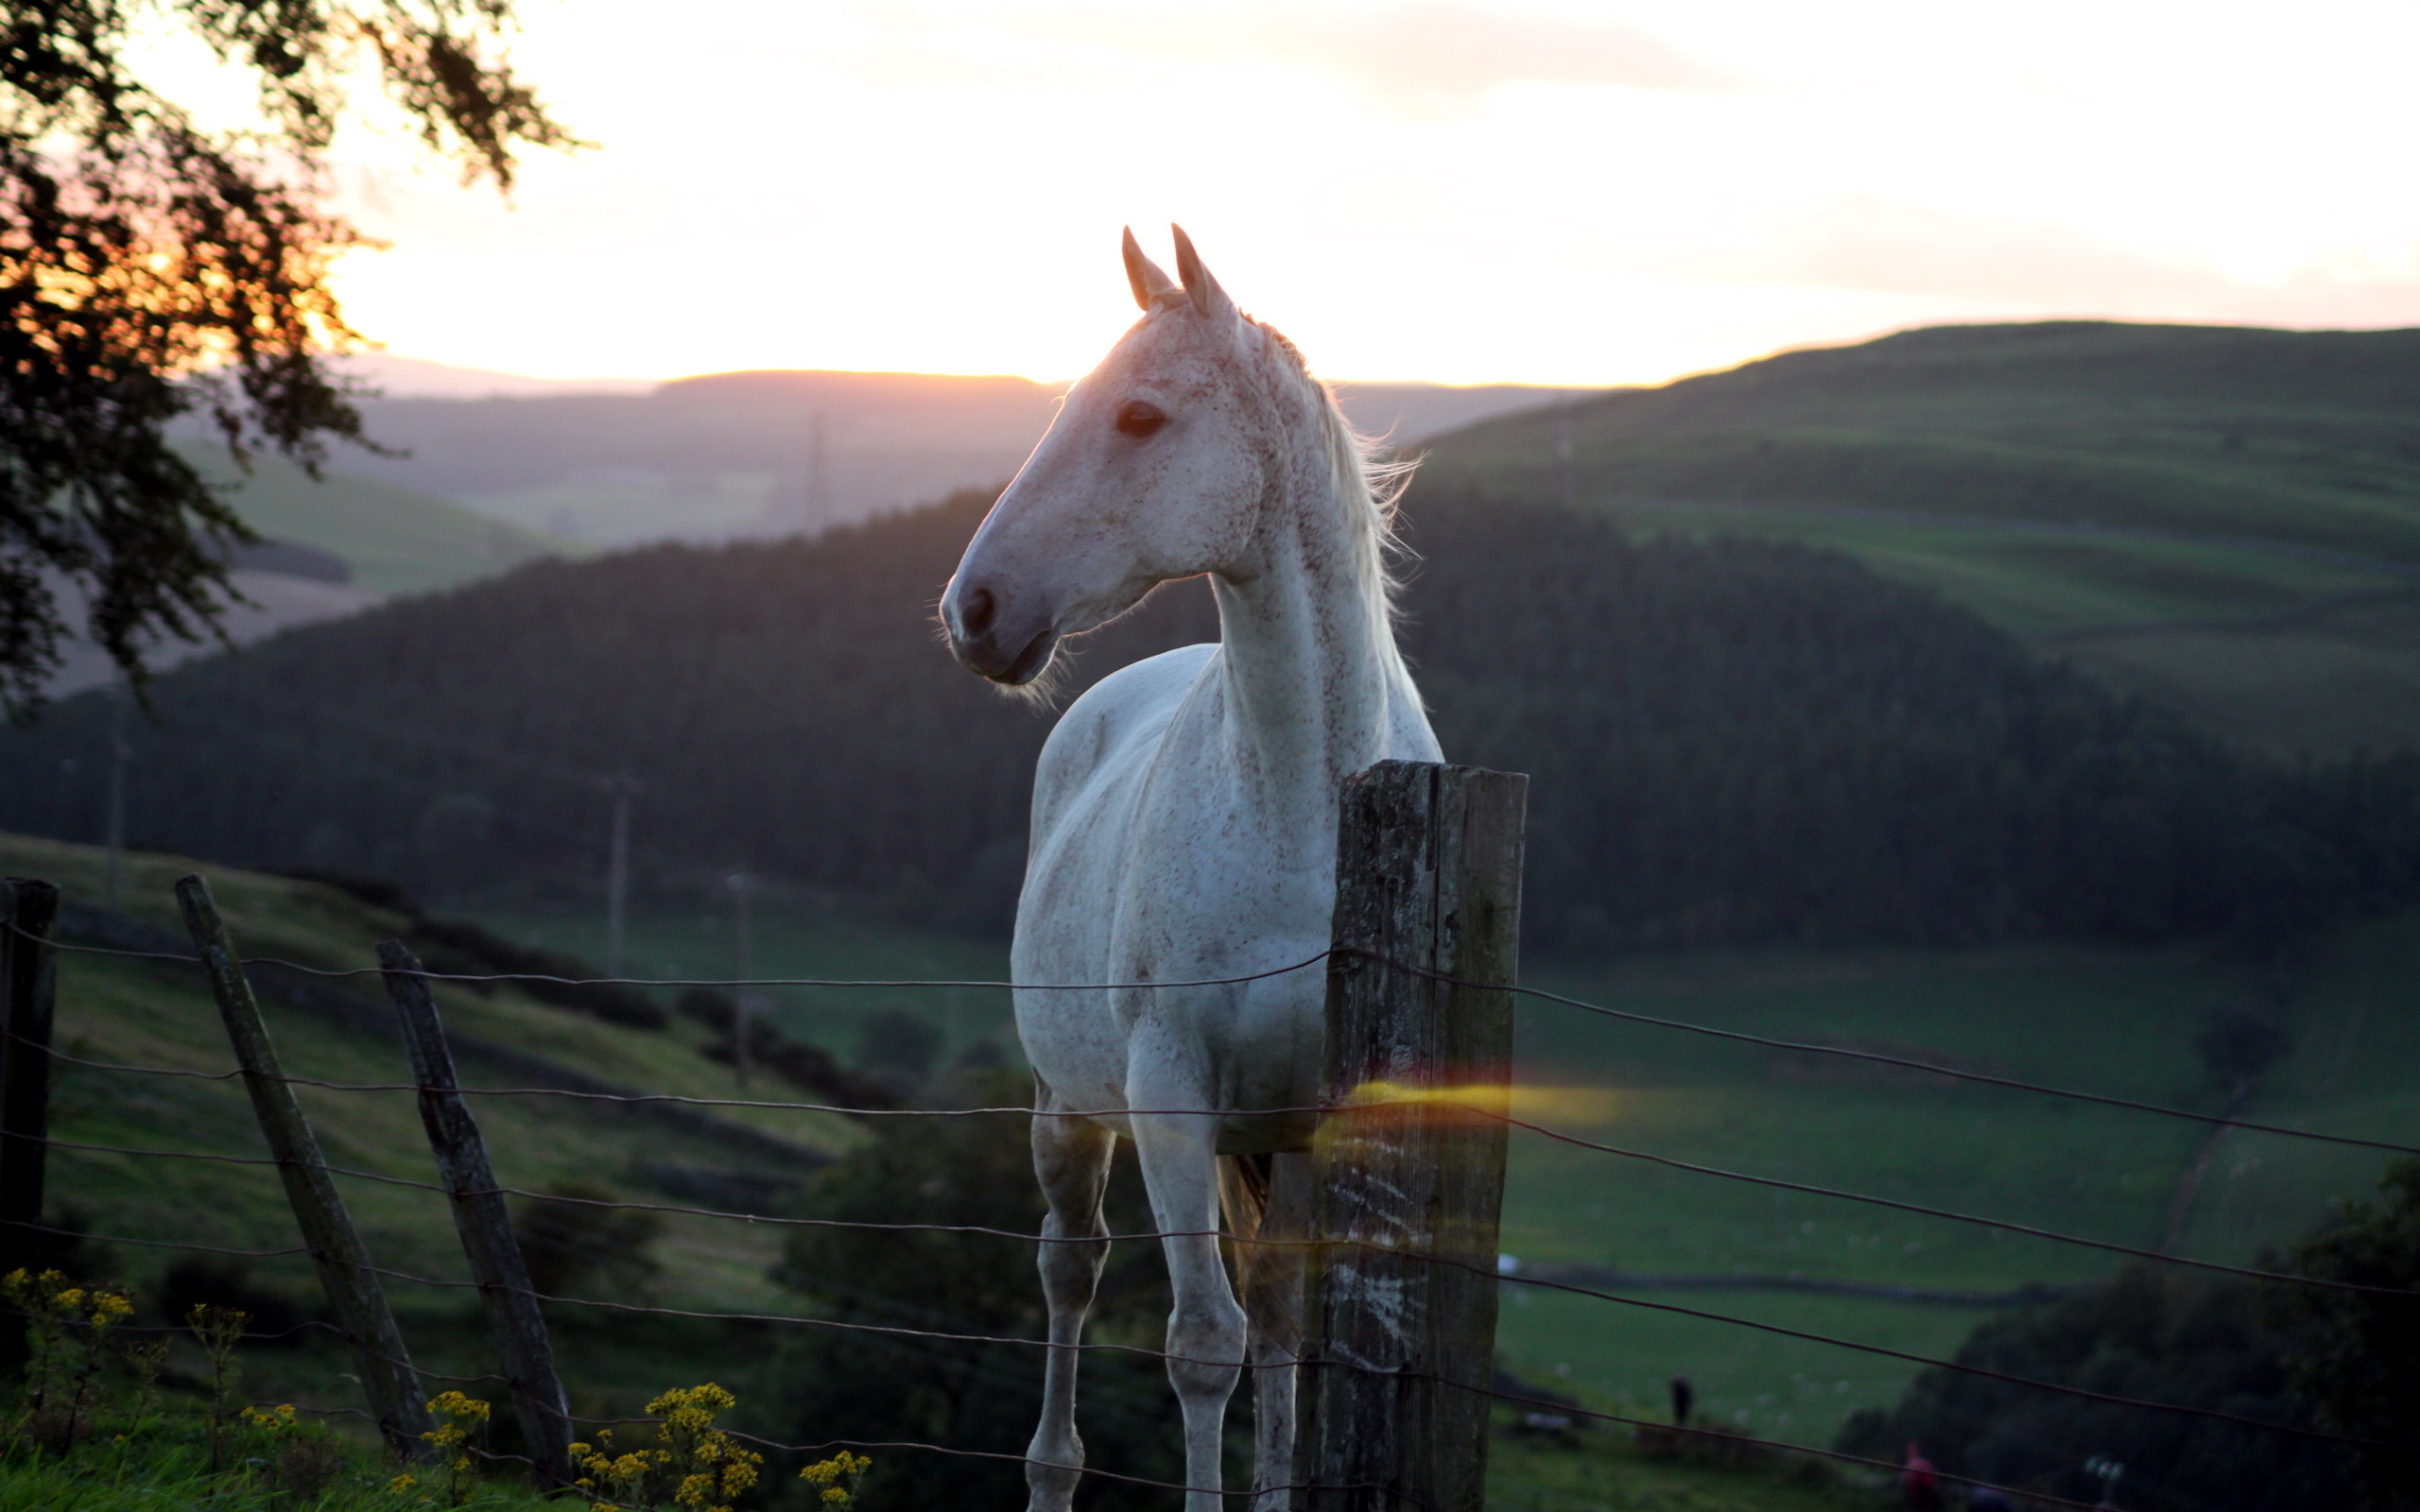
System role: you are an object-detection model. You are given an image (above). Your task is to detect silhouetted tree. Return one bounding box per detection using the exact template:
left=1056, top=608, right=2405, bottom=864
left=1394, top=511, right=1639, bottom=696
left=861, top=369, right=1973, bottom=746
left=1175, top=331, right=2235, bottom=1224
left=2271, top=1161, right=2420, bottom=1509
left=2, top=0, right=580, bottom=717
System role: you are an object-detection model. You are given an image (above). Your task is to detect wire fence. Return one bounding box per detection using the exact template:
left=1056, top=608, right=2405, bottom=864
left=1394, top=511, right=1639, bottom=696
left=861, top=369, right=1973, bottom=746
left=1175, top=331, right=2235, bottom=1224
left=31, top=924, right=2417, bottom=1157
left=11, top=909, right=2408, bottom=1503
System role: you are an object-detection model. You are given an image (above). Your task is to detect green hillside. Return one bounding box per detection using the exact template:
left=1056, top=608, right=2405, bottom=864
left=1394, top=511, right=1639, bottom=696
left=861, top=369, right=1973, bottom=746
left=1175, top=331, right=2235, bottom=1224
left=0, top=831, right=856, bottom=1421
left=7, top=830, right=1891, bottom=1508
left=1418, top=321, right=2420, bottom=757
left=182, top=445, right=569, bottom=595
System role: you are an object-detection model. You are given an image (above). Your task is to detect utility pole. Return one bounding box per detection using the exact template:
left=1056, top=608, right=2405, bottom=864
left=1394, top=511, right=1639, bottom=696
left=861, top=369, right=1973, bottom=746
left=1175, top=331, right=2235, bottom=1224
left=1557, top=397, right=1578, bottom=511
left=726, top=870, right=753, bottom=1088
left=103, top=679, right=130, bottom=911
left=600, top=774, right=640, bottom=976
left=808, top=410, right=829, bottom=526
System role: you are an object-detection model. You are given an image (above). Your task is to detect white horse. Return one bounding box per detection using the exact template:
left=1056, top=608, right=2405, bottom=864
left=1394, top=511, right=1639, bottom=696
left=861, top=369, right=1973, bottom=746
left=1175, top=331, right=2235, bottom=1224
left=941, top=228, right=1442, bottom=1511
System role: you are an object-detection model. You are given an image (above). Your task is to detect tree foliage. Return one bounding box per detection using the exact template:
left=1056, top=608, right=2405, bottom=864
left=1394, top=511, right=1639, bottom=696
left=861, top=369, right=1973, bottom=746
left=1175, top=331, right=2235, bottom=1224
left=1842, top=1163, right=2420, bottom=1512
left=1836, top=1266, right=2351, bottom=1512
left=2271, top=1160, right=2420, bottom=1508
left=1, top=0, right=579, bottom=718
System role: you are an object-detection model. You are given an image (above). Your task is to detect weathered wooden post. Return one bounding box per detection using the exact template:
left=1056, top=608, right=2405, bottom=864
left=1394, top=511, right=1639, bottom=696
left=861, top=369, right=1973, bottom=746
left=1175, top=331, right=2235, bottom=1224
left=177, top=875, right=435, bottom=1456
left=379, top=940, right=575, bottom=1488
left=1292, top=761, right=1528, bottom=1512
left=0, top=877, right=61, bottom=1372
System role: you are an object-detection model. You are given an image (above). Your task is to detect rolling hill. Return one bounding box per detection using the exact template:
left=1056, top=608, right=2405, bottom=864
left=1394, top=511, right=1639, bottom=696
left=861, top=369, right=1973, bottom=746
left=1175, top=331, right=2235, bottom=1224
left=1418, top=320, right=2420, bottom=757
left=184, top=444, right=569, bottom=597
left=40, top=448, right=569, bottom=700
left=337, top=370, right=1580, bottom=549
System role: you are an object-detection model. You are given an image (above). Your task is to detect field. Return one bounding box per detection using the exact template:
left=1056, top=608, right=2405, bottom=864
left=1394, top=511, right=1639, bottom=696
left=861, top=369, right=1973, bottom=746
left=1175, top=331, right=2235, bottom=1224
left=15, top=824, right=2416, bottom=1496
left=475, top=886, right=2420, bottom=1451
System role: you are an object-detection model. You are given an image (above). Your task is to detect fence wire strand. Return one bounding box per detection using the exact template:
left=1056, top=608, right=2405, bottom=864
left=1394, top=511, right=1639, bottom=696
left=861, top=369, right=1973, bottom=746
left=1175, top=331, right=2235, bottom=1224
left=35, top=1095, right=2414, bottom=1298
left=25, top=920, right=2417, bottom=1157
left=23, top=1194, right=2378, bottom=1449
left=12, top=913, right=2411, bottom=1479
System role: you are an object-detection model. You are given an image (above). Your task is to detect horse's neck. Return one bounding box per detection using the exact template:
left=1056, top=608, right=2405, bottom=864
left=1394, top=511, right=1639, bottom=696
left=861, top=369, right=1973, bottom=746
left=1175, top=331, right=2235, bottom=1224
left=1208, top=440, right=1407, bottom=818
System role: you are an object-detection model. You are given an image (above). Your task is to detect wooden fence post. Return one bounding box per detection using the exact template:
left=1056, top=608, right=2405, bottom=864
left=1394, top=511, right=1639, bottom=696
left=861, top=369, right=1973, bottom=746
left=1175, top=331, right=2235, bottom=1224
left=176, top=875, right=435, bottom=1457
left=379, top=940, right=576, bottom=1488
left=1292, top=761, right=1528, bottom=1512
left=0, top=877, right=61, bottom=1372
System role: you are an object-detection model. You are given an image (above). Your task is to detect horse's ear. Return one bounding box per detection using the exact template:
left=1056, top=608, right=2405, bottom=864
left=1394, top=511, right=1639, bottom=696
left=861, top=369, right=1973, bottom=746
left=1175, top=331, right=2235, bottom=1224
left=1122, top=226, right=1183, bottom=313
left=1170, top=224, right=1233, bottom=320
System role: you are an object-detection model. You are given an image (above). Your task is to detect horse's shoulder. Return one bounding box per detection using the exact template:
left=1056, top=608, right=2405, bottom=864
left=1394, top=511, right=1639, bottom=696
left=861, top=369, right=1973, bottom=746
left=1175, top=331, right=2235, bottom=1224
left=1035, top=644, right=1219, bottom=799
left=1054, top=644, right=1218, bottom=744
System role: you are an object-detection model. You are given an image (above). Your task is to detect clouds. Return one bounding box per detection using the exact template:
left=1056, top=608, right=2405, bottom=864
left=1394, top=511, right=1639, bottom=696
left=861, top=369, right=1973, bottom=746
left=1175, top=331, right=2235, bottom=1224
left=1192, top=4, right=1727, bottom=111
left=861, top=2, right=1724, bottom=112
left=1715, top=198, right=2420, bottom=329
left=315, top=0, right=2420, bottom=387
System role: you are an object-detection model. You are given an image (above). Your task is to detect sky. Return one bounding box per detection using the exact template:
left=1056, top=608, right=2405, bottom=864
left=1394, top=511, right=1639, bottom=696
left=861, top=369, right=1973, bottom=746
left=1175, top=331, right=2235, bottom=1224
left=155, top=0, right=2420, bottom=387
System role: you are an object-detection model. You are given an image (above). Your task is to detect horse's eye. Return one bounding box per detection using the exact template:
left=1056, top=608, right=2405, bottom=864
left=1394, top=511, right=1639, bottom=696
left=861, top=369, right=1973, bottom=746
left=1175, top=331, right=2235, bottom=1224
left=1115, top=401, right=1167, bottom=438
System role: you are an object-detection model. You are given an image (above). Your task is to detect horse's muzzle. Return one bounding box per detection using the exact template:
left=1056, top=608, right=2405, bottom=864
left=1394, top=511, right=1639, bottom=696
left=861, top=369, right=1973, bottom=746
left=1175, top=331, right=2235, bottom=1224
left=944, top=581, right=1059, bottom=685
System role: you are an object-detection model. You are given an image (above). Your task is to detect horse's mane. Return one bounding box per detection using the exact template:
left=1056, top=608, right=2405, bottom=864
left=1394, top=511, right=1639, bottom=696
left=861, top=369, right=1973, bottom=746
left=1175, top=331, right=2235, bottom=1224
left=1249, top=317, right=1415, bottom=657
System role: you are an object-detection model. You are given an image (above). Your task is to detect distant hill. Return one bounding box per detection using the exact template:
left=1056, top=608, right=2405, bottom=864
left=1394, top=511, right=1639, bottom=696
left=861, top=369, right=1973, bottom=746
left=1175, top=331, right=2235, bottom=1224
left=41, top=447, right=567, bottom=699
left=1418, top=320, right=2420, bottom=757
left=185, top=444, right=568, bottom=596
left=337, top=370, right=1580, bottom=549
left=7, top=486, right=2416, bottom=955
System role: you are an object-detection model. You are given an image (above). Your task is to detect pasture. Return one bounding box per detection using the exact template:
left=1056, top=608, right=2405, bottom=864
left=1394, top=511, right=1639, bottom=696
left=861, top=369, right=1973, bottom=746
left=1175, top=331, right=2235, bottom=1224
left=13, top=819, right=2418, bottom=1492
left=481, top=886, right=2420, bottom=1448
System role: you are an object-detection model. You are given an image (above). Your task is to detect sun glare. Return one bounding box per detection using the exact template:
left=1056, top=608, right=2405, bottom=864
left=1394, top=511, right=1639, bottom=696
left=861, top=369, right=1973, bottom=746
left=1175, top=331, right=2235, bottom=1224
left=251, top=0, right=2420, bottom=386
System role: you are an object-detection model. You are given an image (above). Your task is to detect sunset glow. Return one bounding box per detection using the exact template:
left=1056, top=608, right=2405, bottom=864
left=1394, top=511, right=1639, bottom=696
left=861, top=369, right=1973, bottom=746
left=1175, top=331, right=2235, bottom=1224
left=215, top=0, right=2420, bottom=386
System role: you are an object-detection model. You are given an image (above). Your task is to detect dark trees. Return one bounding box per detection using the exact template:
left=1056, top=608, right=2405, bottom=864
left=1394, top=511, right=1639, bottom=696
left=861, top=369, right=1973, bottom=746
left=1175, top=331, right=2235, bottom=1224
left=2, top=0, right=579, bottom=717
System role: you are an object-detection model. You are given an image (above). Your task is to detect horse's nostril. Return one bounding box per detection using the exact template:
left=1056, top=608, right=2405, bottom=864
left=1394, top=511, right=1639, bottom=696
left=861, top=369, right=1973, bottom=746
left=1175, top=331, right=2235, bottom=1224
left=959, top=586, right=997, bottom=636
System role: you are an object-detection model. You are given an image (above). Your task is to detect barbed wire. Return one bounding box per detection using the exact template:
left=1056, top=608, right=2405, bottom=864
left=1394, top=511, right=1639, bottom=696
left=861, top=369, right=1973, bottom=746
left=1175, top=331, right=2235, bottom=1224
left=1482, top=1108, right=2408, bottom=1296
left=38, top=1099, right=2416, bottom=1298
left=22, top=1194, right=2375, bottom=1448
left=1493, top=970, right=2420, bottom=1158
left=22, top=924, right=1330, bottom=993
left=12, top=914, right=2410, bottom=1469
left=2, top=1216, right=305, bottom=1259
left=362, top=1260, right=2380, bottom=1447
left=24, top=920, right=2417, bottom=1157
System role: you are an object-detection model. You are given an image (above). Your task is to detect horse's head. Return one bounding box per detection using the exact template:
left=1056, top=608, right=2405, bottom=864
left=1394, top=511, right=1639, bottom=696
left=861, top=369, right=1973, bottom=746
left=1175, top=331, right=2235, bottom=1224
left=942, top=226, right=1284, bottom=687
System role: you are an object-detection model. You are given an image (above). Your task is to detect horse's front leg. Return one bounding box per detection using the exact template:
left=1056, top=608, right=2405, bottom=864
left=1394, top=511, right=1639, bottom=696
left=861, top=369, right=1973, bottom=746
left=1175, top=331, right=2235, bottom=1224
left=1025, top=1088, right=1115, bottom=1512
left=1235, top=1151, right=1310, bottom=1510
left=1132, top=1083, right=1248, bottom=1512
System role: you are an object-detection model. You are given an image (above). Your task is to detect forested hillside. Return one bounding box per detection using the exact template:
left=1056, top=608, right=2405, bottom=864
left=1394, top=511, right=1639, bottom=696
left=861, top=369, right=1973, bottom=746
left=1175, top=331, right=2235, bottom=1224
left=1418, top=320, right=2420, bottom=759
left=6, top=486, right=2416, bottom=954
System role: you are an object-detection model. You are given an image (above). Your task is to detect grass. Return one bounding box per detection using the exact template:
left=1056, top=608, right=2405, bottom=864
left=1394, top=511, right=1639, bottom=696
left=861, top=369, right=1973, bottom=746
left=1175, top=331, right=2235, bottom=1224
left=14, top=828, right=2420, bottom=1495
left=468, top=894, right=1019, bottom=1068
left=1489, top=919, right=2420, bottom=1445
left=1488, top=1426, right=1881, bottom=1511
left=0, top=1438, right=552, bottom=1512
left=0, top=831, right=856, bottom=1332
